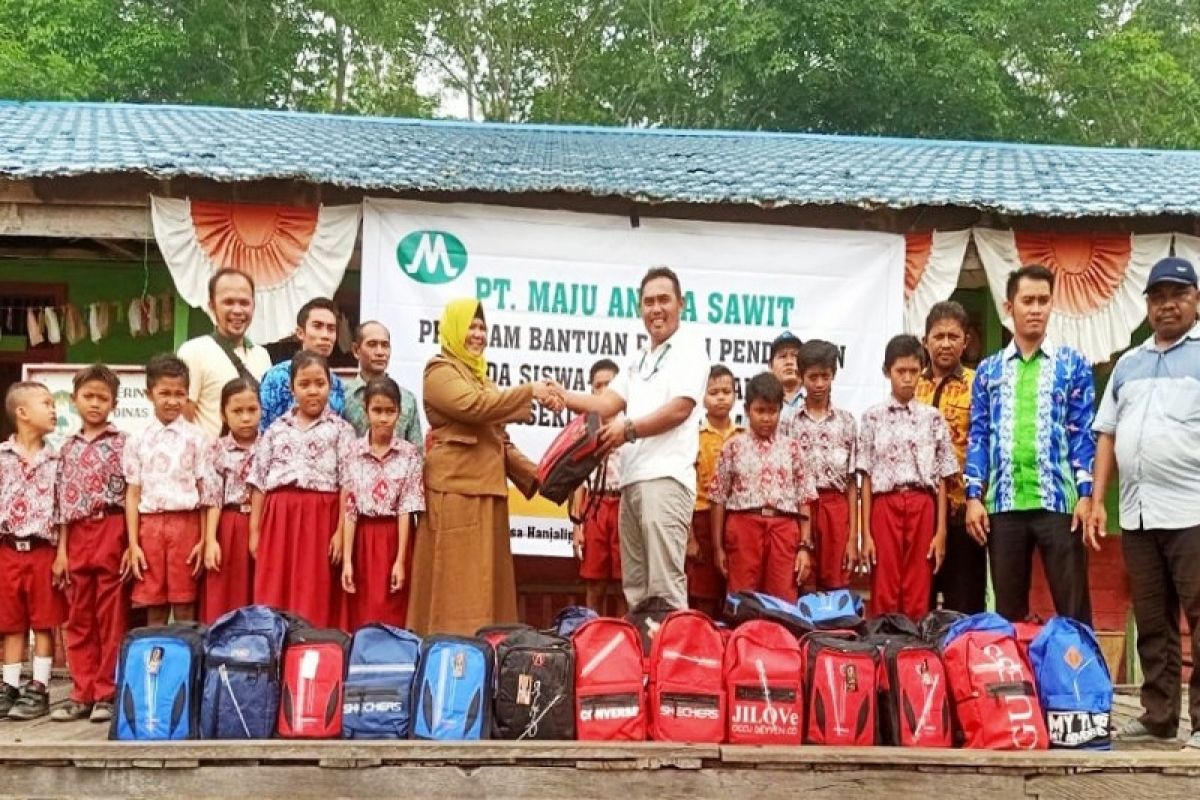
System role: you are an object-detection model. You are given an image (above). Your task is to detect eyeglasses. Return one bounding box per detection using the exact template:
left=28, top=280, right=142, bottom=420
left=636, top=343, right=672, bottom=381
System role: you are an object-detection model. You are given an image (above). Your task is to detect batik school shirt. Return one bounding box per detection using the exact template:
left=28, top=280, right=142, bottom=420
left=55, top=424, right=127, bottom=525
left=787, top=405, right=857, bottom=493
left=0, top=438, right=59, bottom=543
left=343, top=437, right=425, bottom=527
left=915, top=366, right=975, bottom=514
left=248, top=409, right=356, bottom=494
left=966, top=339, right=1096, bottom=514
left=201, top=436, right=257, bottom=509
left=122, top=417, right=211, bottom=513
left=708, top=432, right=816, bottom=514
left=258, top=359, right=347, bottom=431
left=695, top=419, right=743, bottom=511
left=857, top=396, right=959, bottom=494
left=342, top=373, right=423, bottom=448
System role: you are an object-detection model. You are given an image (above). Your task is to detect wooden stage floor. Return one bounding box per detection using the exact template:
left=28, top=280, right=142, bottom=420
left=0, top=682, right=1195, bottom=799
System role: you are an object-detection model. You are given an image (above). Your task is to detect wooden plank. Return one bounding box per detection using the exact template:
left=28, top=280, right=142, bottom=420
left=1026, top=773, right=1197, bottom=800
left=719, top=745, right=1198, bottom=770
left=0, top=202, right=152, bottom=239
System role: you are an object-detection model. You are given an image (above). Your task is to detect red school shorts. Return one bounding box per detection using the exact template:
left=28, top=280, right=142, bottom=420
left=0, top=539, right=68, bottom=634
left=723, top=511, right=801, bottom=603
left=133, top=510, right=202, bottom=608
left=812, top=489, right=852, bottom=591
left=686, top=509, right=725, bottom=601
left=580, top=495, right=622, bottom=581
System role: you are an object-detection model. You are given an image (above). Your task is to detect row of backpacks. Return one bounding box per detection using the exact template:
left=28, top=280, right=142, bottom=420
left=108, top=594, right=1113, bottom=750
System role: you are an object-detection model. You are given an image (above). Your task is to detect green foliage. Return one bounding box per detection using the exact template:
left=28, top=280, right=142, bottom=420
left=3, top=0, right=1200, bottom=147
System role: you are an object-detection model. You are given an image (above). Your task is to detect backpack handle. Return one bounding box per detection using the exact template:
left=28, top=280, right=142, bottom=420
left=984, top=680, right=1036, bottom=698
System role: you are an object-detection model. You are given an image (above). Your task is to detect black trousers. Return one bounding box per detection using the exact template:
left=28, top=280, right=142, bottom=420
left=987, top=510, right=1091, bottom=627
left=932, top=521, right=988, bottom=614
left=1123, top=525, right=1200, bottom=735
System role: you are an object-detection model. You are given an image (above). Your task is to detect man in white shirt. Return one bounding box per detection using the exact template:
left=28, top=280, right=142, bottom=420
left=177, top=269, right=272, bottom=438
left=556, top=267, right=710, bottom=609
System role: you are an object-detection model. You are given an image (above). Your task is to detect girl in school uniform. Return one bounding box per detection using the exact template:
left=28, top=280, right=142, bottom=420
left=199, top=378, right=261, bottom=624
left=340, top=377, right=425, bottom=630
left=248, top=351, right=355, bottom=628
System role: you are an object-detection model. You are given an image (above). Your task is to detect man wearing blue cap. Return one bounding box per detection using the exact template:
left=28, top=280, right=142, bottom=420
left=770, top=331, right=803, bottom=424
left=1090, top=256, right=1200, bottom=749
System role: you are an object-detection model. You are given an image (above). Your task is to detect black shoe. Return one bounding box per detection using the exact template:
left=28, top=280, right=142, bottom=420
left=7, top=680, right=50, bottom=721
left=0, top=684, right=18, bottom=717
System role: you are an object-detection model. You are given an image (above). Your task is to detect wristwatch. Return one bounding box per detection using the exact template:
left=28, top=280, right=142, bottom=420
left=623, top=419, right=637, bottom=442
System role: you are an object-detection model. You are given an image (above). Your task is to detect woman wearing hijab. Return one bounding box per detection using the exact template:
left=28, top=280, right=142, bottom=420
left=408, top=298, right=560, bottom=635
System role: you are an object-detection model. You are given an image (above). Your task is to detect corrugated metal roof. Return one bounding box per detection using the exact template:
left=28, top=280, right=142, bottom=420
left=1, top=100, right=1198, bottom=217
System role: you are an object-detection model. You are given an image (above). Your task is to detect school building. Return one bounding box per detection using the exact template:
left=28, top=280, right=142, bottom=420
left=4, top=101, right=1200, bottom=678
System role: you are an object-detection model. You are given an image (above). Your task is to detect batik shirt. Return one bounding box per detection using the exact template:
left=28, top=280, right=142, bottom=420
left=915, top=366, right=975, bottom=512
left=786, top=405, right=857, bottom=493
left=857, top=396, right=959, bottom=494
left=342, top=373, right=423, bottom=448
left=695, top=419, right=743, bottom=510
left=258, top=359, right=347, bottom=431
left=344, top=437, right=425, bottom=526
left=708, top=432, right=816, bottom=514
left=122, top=417, right=211, bottom=513
left=248, top=409, right=355, bottom=493
left=56, top=425, right=127, bottom=524
left=0, top=439, right=59, bottom=542
left=202, top=436, right=256, bottom=508
left=966, top=340, right=1096, bottom=514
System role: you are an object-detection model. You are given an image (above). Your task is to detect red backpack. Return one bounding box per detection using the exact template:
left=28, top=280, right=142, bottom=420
left=878, top=640, right=952, bottom=747
left=942, top=617, right=1049, bottom=750
left=801, top=633, right=878, bottom=745
left=536, top=412, right=603, bottom=504
left=277, top=627, right=349, bottom=739
left=573, top=618, right=647, bottom=741
left=649, top=610, right=725, bottom=743
left=724, top=621, right=803, bottom=745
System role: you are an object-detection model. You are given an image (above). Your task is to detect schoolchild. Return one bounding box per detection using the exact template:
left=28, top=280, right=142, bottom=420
left=122, top=355, right=211, bottom=626
left=857, top=335, right=958, bottom=620
left=50, top=365, right=129, bottom=724
left=0, top=382, right=65, bottom=720
left=709, top=372, right=815, bottom=602
left=248, top=350, right=355, bottom=629
left=198, top=377, right=261, bottom=624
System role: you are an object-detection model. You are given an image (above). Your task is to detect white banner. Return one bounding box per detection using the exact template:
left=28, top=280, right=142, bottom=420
left=22, top=364, right=151, bottom=448
left=362, top=199, right=905, bottom=556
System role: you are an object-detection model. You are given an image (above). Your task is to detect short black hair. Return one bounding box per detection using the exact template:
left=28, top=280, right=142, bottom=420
left=4, top=381, right=50, bottom=423
left=883, top=334, right=925, bottom=371
left=639, top=266, right=682, bottom=300
left=354, top=320, right=390, bottom=343
left=745, top=371, right=784, bottom=408
left=708, top=364, right=734, bottom=384
left=145, top=354, right=189, bottom=391
left=1006, top=264, right=1055, bottom=302
left=924, top=300, right=970, bottom=336
left=589, top=358, right=619, bottom=383
left=207, top=268, right=255, bottom=301
left=220, top=377, right=260, bottom=412
left=797, top=339, right=839, bottom=376
left=363, top=376, right=403, bottom=408
left=290, top=350, right=331, bottom=383
left=296, top=297, right=339, bottom=329
left=72, top=363, right=120, bottom=397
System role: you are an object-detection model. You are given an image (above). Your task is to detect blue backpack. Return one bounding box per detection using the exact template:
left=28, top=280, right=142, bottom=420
left=200, top=605, right=289, bottom=739
left=550, top=605, right=598, bottom=638
left=111, top=623, right=205, bottom=740
left=343, top=624, right=422, bottom=739
left=1028, top=617, right=1113, bottom=750
left=941, top=611, right=1015, bottom=649
left=725, top=591, right=813, bottom=636
left=410, top=635, right=493, bottom=740
left=796, top=589, right=865, bottom=630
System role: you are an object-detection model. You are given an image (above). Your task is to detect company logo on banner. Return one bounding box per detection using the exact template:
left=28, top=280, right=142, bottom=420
left=362, top=199, right=905, bottom=557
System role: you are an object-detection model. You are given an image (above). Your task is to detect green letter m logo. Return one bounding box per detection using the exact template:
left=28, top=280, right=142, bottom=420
left=396, top=230, right=467, bottom=284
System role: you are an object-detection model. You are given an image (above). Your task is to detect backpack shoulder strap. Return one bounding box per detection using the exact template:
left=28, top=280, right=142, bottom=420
left=209, top=334, right=257, bottom=384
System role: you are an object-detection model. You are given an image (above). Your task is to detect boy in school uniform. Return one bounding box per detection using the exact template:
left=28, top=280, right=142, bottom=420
left=50, top=365, right=129, bottom=724
left=571, top=359, right=625, bottom=614
left=122, top=355, right=212, bottom=626
left=786, top=339, right=858, bottom=591
left=0, top=381, right=67, bottom=720
left=689, top=364, right=741, bottom=616
left=709, top=372, right=815, bottom=602
left=858, top=335, right=959, bottom=620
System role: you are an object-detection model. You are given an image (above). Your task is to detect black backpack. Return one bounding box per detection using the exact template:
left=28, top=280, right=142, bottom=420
left=624, top=596, right=677, bottom=655
left=492, top=629, right=576, bottom=740
left=918, top=609, right=967, bottom=646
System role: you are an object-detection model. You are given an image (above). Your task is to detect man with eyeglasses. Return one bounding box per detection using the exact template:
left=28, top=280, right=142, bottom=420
left=553, top=266, right=711, bottom=610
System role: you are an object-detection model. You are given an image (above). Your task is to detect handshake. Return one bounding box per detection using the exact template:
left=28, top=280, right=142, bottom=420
left=531, top=379, right=568, bottom=413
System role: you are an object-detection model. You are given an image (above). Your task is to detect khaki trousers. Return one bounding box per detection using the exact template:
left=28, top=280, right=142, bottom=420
left=618, top=478, right=694, bottom=610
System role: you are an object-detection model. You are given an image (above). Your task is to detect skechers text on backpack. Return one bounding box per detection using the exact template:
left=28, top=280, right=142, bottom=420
left=342, top=624, right=422, bottom=739
left=649, top=610, right=726, bottom=743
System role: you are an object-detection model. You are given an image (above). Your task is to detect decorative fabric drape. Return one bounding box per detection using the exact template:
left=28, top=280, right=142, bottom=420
left=151, top=196, right=360, bottom=343
left=972, top=229, right=1171, bottom=363
left=904, top=230, right=970, bottom=335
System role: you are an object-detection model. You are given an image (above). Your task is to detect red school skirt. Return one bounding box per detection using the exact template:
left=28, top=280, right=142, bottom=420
left=254, top=488, right=340, bottom=629
left=345, top=515, right=414, bottom=631
left=200, top=508, right=255, bottom=624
